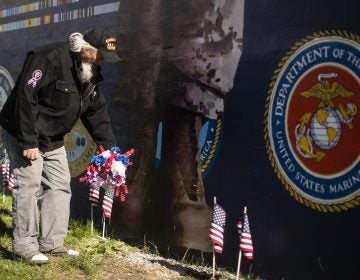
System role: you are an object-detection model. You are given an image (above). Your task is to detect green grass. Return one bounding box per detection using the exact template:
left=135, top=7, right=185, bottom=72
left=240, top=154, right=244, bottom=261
left=0, top=194, right=260, bottom=280
left=0, top=194, right=135, bottom=280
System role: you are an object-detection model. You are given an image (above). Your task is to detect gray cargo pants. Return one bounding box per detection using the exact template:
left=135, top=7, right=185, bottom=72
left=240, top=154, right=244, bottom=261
left=3, top=131, right=71, bottom=256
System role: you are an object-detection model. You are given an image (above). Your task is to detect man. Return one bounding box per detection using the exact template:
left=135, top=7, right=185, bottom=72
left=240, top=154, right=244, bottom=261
left=0, top=28, right=120, bottom=264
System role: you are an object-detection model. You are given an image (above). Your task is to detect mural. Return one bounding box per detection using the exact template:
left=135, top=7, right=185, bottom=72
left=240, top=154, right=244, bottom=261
left=0, top=0, right=245, bottom=252
left=0, top=0, right=359, bottom=279
left=111, top=0, right=245, bottom=251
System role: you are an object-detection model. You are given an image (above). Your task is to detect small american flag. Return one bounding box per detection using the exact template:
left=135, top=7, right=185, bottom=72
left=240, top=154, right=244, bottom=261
left=1, top=158, right=9, bottom=186
left=238, top=213, right=254, bottom=260
left=89, top=183, right=100, bottom=207
left=209, top=203, right=226, bottom=254
left=102, top=188, right=115, bottom=219
left=1, top=157, right=14, bottom=192
left=7, top=173, right=14, bottom=192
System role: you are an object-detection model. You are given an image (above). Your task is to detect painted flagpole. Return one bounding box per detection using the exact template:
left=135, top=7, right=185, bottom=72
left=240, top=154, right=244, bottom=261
left=212, top=196, right=217, bottom=279
left=236, top=206, right=247, bottom=280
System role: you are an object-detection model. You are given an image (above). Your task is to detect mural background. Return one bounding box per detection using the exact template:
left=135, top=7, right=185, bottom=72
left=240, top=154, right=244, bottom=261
left=0, top=1, right=359, bottom=279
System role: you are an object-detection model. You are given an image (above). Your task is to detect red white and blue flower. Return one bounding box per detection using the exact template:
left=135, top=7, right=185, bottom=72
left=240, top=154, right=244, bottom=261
left=80, top=145, right=134, bottom=202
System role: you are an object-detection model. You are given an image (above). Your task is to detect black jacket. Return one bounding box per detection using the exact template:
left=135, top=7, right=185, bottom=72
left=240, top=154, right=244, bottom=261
left=0, top=42, right=116, bottom=152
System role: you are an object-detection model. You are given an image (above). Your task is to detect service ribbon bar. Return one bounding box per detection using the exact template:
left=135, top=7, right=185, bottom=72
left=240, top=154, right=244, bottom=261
left=0, top=2, right=120, bottom=33
left=0, top=0, right=79, bottom=18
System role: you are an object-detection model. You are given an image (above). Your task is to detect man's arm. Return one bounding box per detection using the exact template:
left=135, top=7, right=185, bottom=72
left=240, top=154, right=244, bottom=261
left=80, top=87, right=117, bottom=150
left=14, top=52, right=52, bottom=157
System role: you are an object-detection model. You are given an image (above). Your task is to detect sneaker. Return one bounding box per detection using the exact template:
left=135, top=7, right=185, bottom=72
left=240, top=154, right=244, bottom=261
left=14, top=251, right=49, bottom=265
left=43, top=246, right=79, bottom=256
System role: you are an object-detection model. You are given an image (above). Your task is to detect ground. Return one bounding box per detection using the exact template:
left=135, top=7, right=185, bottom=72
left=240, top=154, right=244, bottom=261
left=94, top=251, right=238, bottom=280
left=0, top=195, right=247, bottom=280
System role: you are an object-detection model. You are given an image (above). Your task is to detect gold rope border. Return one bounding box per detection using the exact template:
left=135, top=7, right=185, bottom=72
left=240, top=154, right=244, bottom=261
left=201, top=118, right=222, bottom=173
left=264, top=30, right=360, bottom=213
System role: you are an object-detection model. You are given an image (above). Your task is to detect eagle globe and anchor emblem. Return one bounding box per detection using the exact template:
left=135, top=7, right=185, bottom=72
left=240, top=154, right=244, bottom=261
left=295, top=72, right=357, bottom=161
left=265, top=30, right=360, bottom=212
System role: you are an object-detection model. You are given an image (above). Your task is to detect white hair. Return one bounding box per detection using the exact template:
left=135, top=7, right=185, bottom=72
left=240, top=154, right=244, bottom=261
left=69, top=32, right=97, bottom=53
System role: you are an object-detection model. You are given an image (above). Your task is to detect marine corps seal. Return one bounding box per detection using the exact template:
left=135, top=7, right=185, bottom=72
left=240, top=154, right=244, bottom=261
left=265, top=31, right=360, bottom=212
left=64, top=121, right=97, bottom=178
left=0, top=66, right=14, bottom=149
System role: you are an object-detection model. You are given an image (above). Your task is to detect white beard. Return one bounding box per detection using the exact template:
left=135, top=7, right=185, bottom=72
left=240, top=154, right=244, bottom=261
left=79, top=63, right=94, bottom=82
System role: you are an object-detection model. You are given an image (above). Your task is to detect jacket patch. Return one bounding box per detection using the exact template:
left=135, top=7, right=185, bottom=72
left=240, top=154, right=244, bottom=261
left=27, top=69, right=42, bottom=87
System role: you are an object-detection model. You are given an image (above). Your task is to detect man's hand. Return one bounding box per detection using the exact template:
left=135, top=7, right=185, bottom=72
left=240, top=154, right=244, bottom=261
left=23, top=148, right=40, bottom=160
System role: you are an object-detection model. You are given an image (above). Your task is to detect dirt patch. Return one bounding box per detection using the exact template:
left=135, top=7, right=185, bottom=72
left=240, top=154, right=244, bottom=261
left=96, top=252, right=238, bottom=280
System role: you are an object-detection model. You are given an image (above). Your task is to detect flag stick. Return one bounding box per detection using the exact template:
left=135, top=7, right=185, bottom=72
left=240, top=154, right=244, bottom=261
left=212, top=196, right=217, bottom=279
left=212, top=245, right=216, bottom=279
left=236, top=249, right=242, bottom=280
left=102, top=214, right=106, bottom=239
left=90, top=206, right=94, bottom=234
left=2, top=186, right=5, bottom=204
